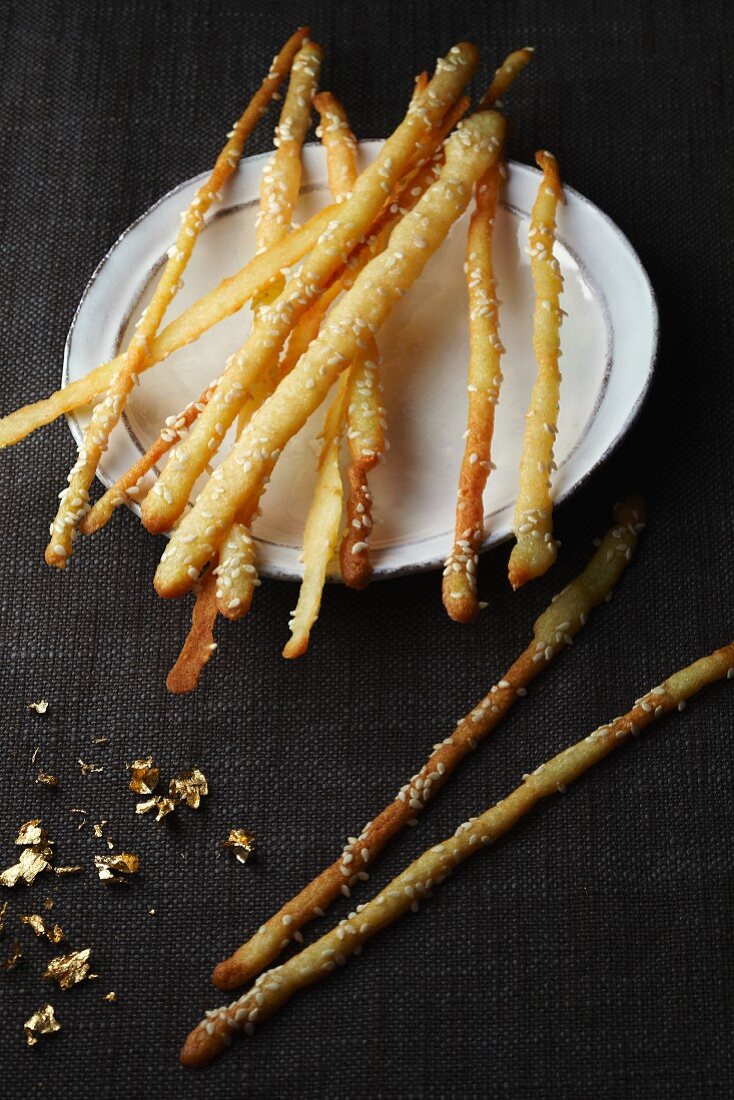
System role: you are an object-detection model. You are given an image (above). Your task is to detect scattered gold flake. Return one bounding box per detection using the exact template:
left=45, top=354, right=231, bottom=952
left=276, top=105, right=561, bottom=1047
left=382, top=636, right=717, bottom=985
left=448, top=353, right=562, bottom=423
left=43, top=947, right=92, bottom=990
left=221, top=829, right=256, bottom=864
left=27, top=700, right=49, bottom=714
left=19, top=913, right=65, bottom=945
left=24, top=1003, right=60, bottom=1045
left=1, top=846, right=52, bottom=887
left=169, top=767, right=209, bottom=809
left=136, top=796, right=176, bottom=822
left=54, top=866, right=83, bottom=876
left=0, top=900, right=8, bottom=932
left=93, top=737, right=110, bottom=745
left=69, top=808, right=87, bottom=830
left=1, top=939, right=22, bottom=972
left=15, top=820, right=46, bottom=846
left=103, top=991, right=118, bottom=1003
left=128, top=756, right=159, bottom=795
left=31, top=746, right=40, bottom=765
left=36, top=772, right=60, bottom=788
left=106, top=836, right=114, bottom=851
left=94, top=853, right=140, bottom=884
left=78, top=759, right=103, bottom=779
left=92, top=821, right=108, bottom=838
left=43, top=897, right=55, bottom=910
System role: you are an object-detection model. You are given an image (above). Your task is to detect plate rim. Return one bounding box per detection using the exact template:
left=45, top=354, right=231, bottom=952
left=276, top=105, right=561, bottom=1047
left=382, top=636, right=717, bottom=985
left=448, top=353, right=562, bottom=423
left=63, top=140, right=658, bottom=582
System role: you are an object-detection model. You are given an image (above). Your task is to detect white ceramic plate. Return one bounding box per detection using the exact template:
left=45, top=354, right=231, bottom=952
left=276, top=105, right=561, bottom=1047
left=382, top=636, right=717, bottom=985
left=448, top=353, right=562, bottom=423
left=64, top=141, right=657, bottom=581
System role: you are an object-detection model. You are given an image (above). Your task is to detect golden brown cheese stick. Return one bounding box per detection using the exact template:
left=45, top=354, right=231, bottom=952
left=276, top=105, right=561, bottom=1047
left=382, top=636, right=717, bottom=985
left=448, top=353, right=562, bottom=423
left=508, top=151, right=564, bottom=588
left=256, top=43, right=323, bottom=250
left=221, top=45, right=322, bottom=607
left=282, top=374, right=351, bottom=658
left=442, top=162, right=503, bottom=620
left=212, top=496, right=646, bottom=990
left=313, top=92, right=386, bottom=596
left=166, top=567, right=220, bottom=695
left=441, top=47, right=536, bottom=618
left=141, top=44, right=479, bottom=536
left=154, top=110, right=505, bottom=597
left=80, top=379, right=218, bottom=535
left=313, top=91, right=359, bottom=202
left=44, top=27, right=310, bottom=568
left=478, top=46, right=535, bottom=109
left=183, top=614, right=734, bottom=1068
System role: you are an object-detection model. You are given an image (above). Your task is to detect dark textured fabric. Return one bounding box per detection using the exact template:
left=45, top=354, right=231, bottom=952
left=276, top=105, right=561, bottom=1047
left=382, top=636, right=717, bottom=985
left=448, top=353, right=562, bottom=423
left=1, top=1, right=733, bottom=1097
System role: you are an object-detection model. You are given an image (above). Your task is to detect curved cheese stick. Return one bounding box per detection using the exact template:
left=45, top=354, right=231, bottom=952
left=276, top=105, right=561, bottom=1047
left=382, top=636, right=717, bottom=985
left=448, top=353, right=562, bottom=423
left=44, top=26, right=310, bottom=568
left=442, top=163, right=503, bottom=620
left=211, top=496, right=646, bottom=990
left=282, top=375, right=351, bottom=658
left=184, top=598, right=734, bottom=1066
left=141, top=43, right=479, bottom=536
left=154, top=109, right=506, bottom=597
left=508, top=151, right=564, bottom=589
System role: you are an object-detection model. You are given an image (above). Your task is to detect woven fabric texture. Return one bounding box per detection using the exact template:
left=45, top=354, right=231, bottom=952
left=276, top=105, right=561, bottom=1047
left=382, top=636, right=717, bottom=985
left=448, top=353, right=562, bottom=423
left=1, top=1, right=732, bottom=1097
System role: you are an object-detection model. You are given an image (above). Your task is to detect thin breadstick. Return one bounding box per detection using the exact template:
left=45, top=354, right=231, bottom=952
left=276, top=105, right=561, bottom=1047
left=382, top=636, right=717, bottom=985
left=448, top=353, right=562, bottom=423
left=141, top=43, right=479, bottom=536
left=442, top=163, right=503, bottom=620
left=165, top=568, right=220, bottom=695
left=339, top=343, right=384, bottom=588
left=314, top=91, right=359, bottom=202
left=282, top=375, right=351, bottom=658
left=313, top=91, right=384, bottom=592
left=80, top=379, right=218, bottom=535
left=44, top=27, right=310, bottom=568
left=441, top=47, right=536, bottom=618
left=219, top=45, right=322, bottom=611
left=479, top=46, right=535, bottom=109
left=153, top=109, right=505, bottom=597
left=256, top=43, right=323, bottom=252
left=211, top=496, right=646, bottom=990
left=508, top=151, right=564, bottom=589
left=185, top=603, right=734, bottom=1066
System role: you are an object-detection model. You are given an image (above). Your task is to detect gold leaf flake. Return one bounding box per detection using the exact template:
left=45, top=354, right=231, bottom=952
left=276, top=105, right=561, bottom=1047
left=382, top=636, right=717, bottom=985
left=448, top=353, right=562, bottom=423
left=15, top=820, right=46, bottom=846
left=93, top=737, right=110, bottom=745
left=128, top=756, right=159, bottom=796
left=136, top=796, right=176, bottom=822
left=1, top=938, right=22, bottom=972
left=0, top=899, right=8, bottom=932
left=43, top=897, right=54, bottom=910
left=169, top=768, right=209, bottom=809
left=43, top=947, right=92, bottom=990
left=94, top=853, right=140, bottom=884
left=24, top=1003, right=61, bottom=1045
left=54, top=866, right=83, bottom=876
left=92, top=821, right=107, bottom=839
left=19, top=913, right=65, bottom=944
left=1, top=846, right=52, bottom=887
left=103, top=991, right=118, bottom=1003
left=78, top=760, right=103, bottom=779
left=31, top=746, right=40, bottom=765
left=27, top=700, right=49, bottom=714
left=221, top=828, right=256, bottom=864
left=36, top=772, right=60, bottom=788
